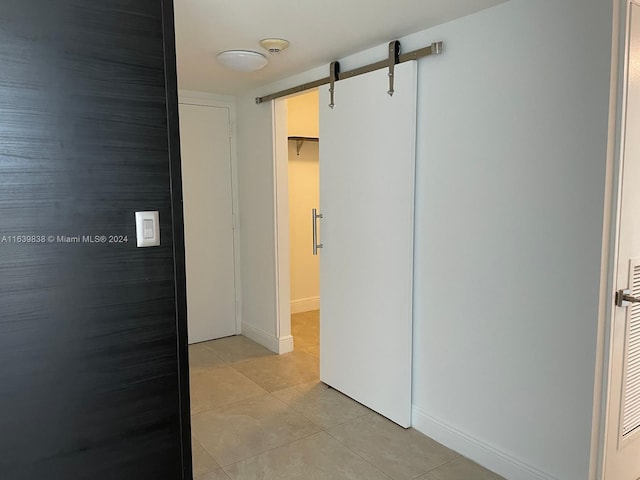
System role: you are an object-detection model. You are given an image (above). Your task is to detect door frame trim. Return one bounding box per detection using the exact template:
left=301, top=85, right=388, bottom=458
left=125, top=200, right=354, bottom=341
left=594, top=0, right=629, bottom=478
left=272, top=97, right=294, bottom=353
left=161, top=1, right=192, bottom=477
left=177, top=90, right=243, bottom=336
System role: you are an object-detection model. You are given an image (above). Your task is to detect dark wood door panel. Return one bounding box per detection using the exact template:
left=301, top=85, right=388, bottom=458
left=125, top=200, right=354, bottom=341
left=0, top=1, right=189, bottom=479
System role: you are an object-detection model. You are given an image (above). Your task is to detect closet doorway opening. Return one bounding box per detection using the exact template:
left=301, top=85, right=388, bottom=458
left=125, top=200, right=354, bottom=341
left=276, top=89, right=321, bottom=359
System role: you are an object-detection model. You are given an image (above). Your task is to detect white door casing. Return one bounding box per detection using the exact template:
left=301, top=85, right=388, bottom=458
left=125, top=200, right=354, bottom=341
left=604, top=2, right=640, bottom=478
left=179, top=102, right=237, bottom=344
left=318, top=61, right=417, bottom=427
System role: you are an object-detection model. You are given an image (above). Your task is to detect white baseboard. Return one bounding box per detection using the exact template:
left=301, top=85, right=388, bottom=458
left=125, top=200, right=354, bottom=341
left=411, top=406, right=559, bottom=480
left=291, top=296, right=320, bottom=314
left=278, top=335, right=294, bottom=354
left=241, top=322, right=294, bottom=355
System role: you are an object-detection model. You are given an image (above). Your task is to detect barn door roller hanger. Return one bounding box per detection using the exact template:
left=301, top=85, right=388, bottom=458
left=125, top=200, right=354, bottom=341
left=255, top=40, right=444, bottom=106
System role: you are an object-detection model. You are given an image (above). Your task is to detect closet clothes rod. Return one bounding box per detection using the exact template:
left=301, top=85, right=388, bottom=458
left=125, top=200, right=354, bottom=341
left=255, top=40, right=443, bottom=105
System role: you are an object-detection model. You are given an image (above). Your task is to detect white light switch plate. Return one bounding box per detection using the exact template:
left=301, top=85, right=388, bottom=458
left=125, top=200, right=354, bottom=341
left=135, top=211, right=160, bottom=247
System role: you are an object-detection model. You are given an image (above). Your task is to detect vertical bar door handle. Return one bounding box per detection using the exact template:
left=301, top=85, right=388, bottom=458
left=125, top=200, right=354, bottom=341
left=312, top=208, right=323, bottom=255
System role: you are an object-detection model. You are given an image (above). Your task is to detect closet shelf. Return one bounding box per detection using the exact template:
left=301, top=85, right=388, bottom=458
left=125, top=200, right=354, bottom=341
left=289, top=136, right=319, bottom=155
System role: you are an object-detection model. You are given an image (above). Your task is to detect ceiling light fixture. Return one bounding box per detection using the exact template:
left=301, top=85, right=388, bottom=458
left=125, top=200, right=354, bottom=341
left=260, top=38, right=290, bottom=54
left=216, top=50, right=268, bottom=72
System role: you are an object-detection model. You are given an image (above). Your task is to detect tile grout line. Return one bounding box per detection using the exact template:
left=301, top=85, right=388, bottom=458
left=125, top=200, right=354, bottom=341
left=228, top=357, right=318, bottom=394
left=191, top=437, right=225, bottom=478
left=219, top=430, right=324, bottom=471
left=199, top=335, right=279, bottom=366
left=323, top=422, right=396, bottom=480
left=268, top=379, right=373, bottom=432
left=190, top=390, right=269, bottom=417
left=413, top=455, right=463, bottom=479
left=320, top=409, right=372, bottom=430
left=193, top=392, right=323, bottom=469
left=220, top=429, right=395, bottom=480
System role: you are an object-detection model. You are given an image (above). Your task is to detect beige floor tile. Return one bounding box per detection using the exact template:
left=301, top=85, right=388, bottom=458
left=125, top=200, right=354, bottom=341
left=196, top=468, right=232, bottom=480
left=300, top=345, right=320, bottom=358
left=232, top=350, right=319, bottom=392
left=327, top=413, right=458, bottom=480
left=292, top=333, right=319, bottom=348
left=419, top=456, right=505, bottom=480
left=291, top=311, right=319, bottom=348
left=192, top=437, right=220, bottom=477
left=223, top=432, right=391, bottom=480
left=190, top=366, right=267, bottom=414
left=190, top=343, right=227, bottom=370
left=273, top=381, right=370, bottom=429
left=191, top=393, right=321, bottom=466
left=292, top=309, right=319, bottom=323
left=204, top=335, right=274, bottom=364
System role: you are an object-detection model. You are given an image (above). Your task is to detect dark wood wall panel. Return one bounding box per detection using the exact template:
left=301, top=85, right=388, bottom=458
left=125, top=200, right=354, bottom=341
left=0, top=1, right=190, bottom=479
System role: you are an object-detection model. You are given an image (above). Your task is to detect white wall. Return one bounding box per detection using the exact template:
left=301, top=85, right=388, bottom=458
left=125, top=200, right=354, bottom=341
left=287, top=90, right=319, bottom=138
left=410, top=3, right=612, bottom=479
left=236, top=95, right=281, bottom=348
left=235, top=1, right=614, bottom=478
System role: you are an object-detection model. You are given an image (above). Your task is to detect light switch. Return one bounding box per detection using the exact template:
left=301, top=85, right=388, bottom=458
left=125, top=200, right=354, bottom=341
left=143, top=219, right=154, bottom=239
left=135, top=211, right=160, bottom=247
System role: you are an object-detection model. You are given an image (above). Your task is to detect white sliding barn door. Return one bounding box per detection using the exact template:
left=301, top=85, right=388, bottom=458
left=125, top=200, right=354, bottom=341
left=319, top=61, right=417, bottom=427
left=179, top=103, right=237, bottom=344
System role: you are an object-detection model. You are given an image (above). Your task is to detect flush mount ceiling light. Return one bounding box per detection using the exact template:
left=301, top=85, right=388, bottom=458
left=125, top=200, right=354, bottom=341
left=259, top=38, right=290, bottom=54
left=216, top=50, right=268, bottom=72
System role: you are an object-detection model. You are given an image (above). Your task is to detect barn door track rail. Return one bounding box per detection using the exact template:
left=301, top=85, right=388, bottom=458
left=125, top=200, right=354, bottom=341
left=255, top=40, right=444, bottom=106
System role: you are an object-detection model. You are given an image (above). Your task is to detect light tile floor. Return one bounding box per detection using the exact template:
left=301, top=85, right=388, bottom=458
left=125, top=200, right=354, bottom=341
left=189, top=310, right=504, bottom=480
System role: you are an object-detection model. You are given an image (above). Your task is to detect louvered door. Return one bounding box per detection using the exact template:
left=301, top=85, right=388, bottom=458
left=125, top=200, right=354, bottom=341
left=622, top=259, right=640, bottom=438
left=604, top=3, right=640, bottom=478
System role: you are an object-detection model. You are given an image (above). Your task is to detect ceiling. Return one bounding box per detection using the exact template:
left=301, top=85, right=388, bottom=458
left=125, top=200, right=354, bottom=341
left=173, top=0, right=508, bottom=95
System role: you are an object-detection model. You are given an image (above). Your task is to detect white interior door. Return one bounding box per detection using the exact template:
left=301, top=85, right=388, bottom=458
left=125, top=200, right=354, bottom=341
left=605, top=3, right=640, bottom=478
left=319, top=61, right=417, bottom=427
left=179, top=103, right=237, bottom=344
